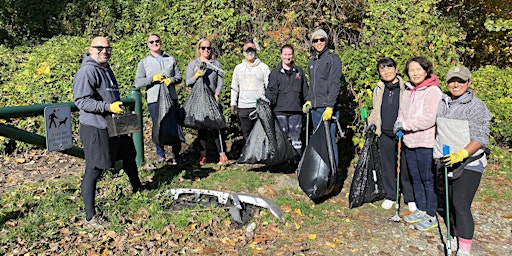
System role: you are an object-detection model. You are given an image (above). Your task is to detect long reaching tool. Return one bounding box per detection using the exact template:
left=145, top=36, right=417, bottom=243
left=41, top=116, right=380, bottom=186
left=443, top=145, right=453, bottom=256
left=391, top=130, right=403, bottom=222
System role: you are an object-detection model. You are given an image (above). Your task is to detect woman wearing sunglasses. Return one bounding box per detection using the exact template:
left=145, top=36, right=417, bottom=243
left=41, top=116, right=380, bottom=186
left=186, top=38, right=229, bottom=166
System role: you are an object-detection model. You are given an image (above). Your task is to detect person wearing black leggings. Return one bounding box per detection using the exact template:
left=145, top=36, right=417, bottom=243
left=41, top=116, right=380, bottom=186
left=435, top=66, right=491, bottom=255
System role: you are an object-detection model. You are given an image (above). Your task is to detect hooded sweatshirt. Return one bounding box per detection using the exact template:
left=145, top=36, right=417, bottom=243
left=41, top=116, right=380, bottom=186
left=230, top=58, right=271, bottom=109
left=433, top=89, right=491, bottom=173
left=73, top=55, right=120, bottom=129
left=396, top=74, right=442, bottom=148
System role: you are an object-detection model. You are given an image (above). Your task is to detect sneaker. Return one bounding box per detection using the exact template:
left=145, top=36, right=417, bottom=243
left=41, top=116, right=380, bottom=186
left=408, top=202, right=417, bottom=212
left=403, top=210, right=425, bottom=223
left=437, top=236, right=458, bottom=253
left=456, top=250, right=470, bottom=256
left=415, top=215, right=438, bottom=231
left=83, top=215, right=106, bottom=229
left=381, top=199, right=394, bottom=210
left=198, top=156, right=207, bottom=166
left=218, top=155, right=229, bottom=166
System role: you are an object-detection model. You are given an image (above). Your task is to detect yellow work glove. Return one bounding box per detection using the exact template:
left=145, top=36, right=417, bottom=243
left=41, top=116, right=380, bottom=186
left=214, top=94, right=220, bottom=103
left=441, top=149, right=469, bottom=166
left=195, top=70, right=204, bottom=78
left=322, top=107, right=333, bottom=121
left=302, top=101, right=312, bottom=113
left=152, top=74, right=164, bottom=82
left=162, top=77, right=172, bottom=86
left=109, top=101, right=124, bottom=114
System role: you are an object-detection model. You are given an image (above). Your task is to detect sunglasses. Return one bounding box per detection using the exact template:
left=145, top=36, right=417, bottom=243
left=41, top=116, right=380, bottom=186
left=91, top=46, right=112, bottom=52
left=312, top=37, right=326, bottom=43
left=244, top=49, right=256, bottom=54
left=448, top=78, right=468, bottom=84
left=148, top=40, right=161, bottom=44
left=200, top=46, right=212, bottom=50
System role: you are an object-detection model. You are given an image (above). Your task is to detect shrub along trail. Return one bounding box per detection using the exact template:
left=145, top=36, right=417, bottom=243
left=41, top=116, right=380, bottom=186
left=1, top=136, right=511, bottom=255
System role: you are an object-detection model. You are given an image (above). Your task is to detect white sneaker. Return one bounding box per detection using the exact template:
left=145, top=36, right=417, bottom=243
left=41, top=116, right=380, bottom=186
left=408, top=202, right=417, bottom=212
left=456, top=250, right=470, bottom=256
left=381, top=199, right=394, bottom=209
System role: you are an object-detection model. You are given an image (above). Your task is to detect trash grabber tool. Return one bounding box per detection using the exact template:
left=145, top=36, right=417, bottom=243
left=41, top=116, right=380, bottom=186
left=391, top=130, right=403, bottom=222
left=305, top=105, right=311, bottom=146
left=443, top=144, right=453, bottom=256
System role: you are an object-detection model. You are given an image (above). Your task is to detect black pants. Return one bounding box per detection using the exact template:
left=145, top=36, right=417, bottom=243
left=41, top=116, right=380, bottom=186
left=378, top=133, right=415, bottom=203
left=440, top=169, right=482, bottom=239
left=198, top=128, right=226, bottom=154
left=238, top=107, right=257, bottom=140
left=80, top=124, right=141, bottom=220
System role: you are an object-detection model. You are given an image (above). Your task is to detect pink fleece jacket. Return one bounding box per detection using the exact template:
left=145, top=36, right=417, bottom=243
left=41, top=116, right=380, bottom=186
left=396, top=75, right=442, bottom=148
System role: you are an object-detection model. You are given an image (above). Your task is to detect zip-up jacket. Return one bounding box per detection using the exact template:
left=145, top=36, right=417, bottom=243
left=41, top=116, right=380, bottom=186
left=73, top=55, right=120, bottom=129
left=230, top=58, right=270, bottom=109
left=396, top=75, right=442, bottom=148
left=134, top=51, right=182, bottom=103
left=265, top=62, right=308, bottom=114
left=306, top=48, right=343, bottom=109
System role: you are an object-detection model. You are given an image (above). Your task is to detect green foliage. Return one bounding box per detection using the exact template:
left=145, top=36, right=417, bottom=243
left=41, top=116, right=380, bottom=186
left=341, top=0, right=464, bottom=146
left=471, top=66, right=512, bottom=145
left=438, top=0, right=512, bottom=68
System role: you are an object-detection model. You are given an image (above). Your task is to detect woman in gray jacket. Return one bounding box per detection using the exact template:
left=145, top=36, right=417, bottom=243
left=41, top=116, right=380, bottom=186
left=435, top=66, right=491, bottom=256
left=186, top=38, right=228, bottom=166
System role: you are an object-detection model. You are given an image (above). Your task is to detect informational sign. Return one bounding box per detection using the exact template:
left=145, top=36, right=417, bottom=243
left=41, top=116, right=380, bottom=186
left=44, top=105, right=72, bottom=152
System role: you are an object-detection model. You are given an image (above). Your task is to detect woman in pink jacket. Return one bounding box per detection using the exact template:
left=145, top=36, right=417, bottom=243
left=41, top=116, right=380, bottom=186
left=394, top=56, right=442, bottom=231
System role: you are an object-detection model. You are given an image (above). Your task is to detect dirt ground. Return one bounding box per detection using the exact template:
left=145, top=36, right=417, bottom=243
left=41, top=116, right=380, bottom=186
left=1, top=130, right=511, bottom=255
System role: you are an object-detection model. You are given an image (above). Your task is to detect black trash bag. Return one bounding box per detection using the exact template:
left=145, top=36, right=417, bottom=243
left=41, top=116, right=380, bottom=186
left=348, top=127, right=385, bottom=209
left=152, top=83, right=185, bottom=145
left=183, top=77, right=227, bottom=130
left=297, top=120, right=338, bottom=200
left=237, top=100, right=297, bottom=165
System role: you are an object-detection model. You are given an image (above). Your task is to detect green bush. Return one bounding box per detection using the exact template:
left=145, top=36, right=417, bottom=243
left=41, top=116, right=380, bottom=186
left=471, top=66, right=512, bottom=146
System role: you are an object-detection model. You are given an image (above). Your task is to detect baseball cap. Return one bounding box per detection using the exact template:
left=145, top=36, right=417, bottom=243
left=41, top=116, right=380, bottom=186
left=446, top=66, right=471, bottom=82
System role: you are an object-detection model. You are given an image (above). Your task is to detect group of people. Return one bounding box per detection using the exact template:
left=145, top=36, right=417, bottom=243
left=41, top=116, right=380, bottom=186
left=72, top=29, right=490, bottom=256
left=368, top=56, right=490, bottom=255
left=72, top=29, right=343, bottom=229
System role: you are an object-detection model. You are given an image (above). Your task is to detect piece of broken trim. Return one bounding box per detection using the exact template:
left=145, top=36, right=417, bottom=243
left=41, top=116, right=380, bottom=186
left=158, top=188, right=283, bottom=222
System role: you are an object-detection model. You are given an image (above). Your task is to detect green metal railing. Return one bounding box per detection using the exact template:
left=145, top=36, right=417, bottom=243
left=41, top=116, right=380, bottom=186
left=0, top=88, right=145, bottom=167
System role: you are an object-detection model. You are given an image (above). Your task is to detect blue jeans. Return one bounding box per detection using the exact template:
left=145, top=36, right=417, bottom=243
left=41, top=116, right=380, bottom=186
left=405, top=147, right=437, bottom=216
left=311, top=107, right=339, bottom=167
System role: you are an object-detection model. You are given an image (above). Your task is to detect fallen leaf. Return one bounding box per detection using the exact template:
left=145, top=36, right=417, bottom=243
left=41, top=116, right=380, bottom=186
left=295, top=208, right=302, bottom=216
left=502, top=214, right=512, bottom=219
left=15, top=158, right=26, bottom=164
left=308, top=234, right=316, bottom=240
left=253, top=236, right=269, bottom=244
left=281, top=205, right=292, bottom=213
left=295, top=223, right=301, bottom=230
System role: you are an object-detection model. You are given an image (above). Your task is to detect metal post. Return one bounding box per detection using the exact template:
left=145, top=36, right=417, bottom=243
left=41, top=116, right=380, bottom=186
left=129, top=88, right=144, bottom=167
